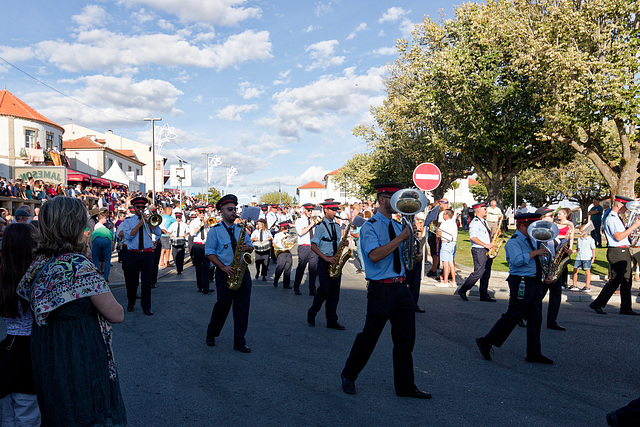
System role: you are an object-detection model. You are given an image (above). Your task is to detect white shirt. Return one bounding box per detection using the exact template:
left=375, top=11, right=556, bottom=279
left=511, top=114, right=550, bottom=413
left=189, top=218, right=208, bottom=244
left=168, top=221, right=188, bottom=238
left=295, top=215, right=315, bottom=245
left=439, top=218, right=458, bottom=243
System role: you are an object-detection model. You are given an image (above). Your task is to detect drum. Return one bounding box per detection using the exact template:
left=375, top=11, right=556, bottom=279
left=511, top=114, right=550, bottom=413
left=253, top=241, right=271, bottom=254
left=172, top=237, right=186, bottom=248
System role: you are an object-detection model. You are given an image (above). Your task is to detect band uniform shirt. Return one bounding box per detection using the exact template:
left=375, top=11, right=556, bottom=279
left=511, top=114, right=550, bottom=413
left=266, top=212, right=278, bottom=230
left=604, top=212, right=630, bottom=247
left=359, top=211, right=406, bottom=281
left=168, top=221, right=188, bottom=239
left=469, top=217, right=491, bottom=248
left=295, top=216, right=314, bottom=245
left=205, top=223, right=253, bottom=266
left=120, top=214, right=161, bottom=250
left=504, top=230, right=537, bottom=277
left=189, top=218, right=208, bottom=244
left=439, top=217, right=458, bottom=243
left=311, top=218, right=340, bottom=257
left=273, top=231, right=288, bottom=251
left=250, top=228, right=272, bottom=245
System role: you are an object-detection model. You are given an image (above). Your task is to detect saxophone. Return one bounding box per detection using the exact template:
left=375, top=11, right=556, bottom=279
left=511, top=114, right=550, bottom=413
left=549, top=239, right=571, bottom=283
left=487, top=215, right=505, bottom=259
left=329, top=218, right=352, bottom=279
left=227, top=220, right=255, bottom=291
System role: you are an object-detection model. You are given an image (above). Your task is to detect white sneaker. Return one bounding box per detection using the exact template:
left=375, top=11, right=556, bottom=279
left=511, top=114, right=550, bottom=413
left=581, top=286, right=591, bottom=293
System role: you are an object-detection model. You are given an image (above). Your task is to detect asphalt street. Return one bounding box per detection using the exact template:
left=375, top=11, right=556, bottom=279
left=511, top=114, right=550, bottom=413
left=3, top=254, right=640, bottom=426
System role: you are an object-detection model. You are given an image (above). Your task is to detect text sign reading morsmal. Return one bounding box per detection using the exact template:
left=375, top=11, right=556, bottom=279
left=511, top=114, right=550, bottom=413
left=14, top=166, right=67, bottom=185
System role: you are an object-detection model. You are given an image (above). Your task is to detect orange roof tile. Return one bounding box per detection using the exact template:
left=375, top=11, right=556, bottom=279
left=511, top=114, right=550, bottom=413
left=112, top=149, right=136, bottom=158
left=298, top=180, right=326, bottom=189
left=469, top=178, right=479, bottom=185
left=323, top=167, right=342, bottom=182
left=0, top=89, right=64, bottom=133
left=63, top=137, right=103, bottom=149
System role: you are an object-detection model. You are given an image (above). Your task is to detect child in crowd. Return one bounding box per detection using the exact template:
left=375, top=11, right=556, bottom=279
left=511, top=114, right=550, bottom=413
left=572, top=224, right=597, bottom=292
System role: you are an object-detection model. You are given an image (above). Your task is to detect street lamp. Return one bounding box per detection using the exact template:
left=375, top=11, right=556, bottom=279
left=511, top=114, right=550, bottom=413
left=144, top=117, right=162, bottom=205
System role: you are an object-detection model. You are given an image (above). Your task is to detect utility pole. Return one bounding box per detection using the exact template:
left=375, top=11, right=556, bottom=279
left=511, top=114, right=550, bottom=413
left=143, top=117, right=162, bottom=205
left=222, top=164, right=230, bottom=196
left=203, top=152, right=212, bottom=203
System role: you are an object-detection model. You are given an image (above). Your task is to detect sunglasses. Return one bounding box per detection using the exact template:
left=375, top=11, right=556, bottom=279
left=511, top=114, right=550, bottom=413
left=224, top=206, right=237, bottom=212
left=134, top=205, right=146, bottom=209
left=305, top=208, right=314, bottom=211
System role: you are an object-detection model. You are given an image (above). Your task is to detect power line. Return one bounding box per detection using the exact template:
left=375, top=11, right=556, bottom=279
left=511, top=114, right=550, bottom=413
left=0, top=55, right=142, bottom=123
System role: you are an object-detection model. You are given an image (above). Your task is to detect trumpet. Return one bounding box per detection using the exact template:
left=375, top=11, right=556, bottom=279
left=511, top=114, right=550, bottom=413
left=148, top=213, right=162, bottom=227
left=207, top=217, right=218, bottom=227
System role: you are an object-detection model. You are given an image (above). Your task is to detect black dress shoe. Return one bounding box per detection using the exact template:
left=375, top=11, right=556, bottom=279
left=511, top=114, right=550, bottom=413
left=518, top=319, right=527, bottom=327
left=261, top=277, right=266, bottom=281
left=547, top=324, right=566, bottom=331
left=202, top=290, right=209, bottom=294
left=151, top=284, right=158, bottom=289
left=589, top=302, right=607, bottom=314
left=294, top=290, right=302, bottom=295
left=206, top=336, right=215, bottom=347
left=606, top=410, right=620, bottom=427
left=327, top=322, right=346, bottom=330
left=283, top=285, right=292, bottom=289
left=341, top=374, right=356, bottom=395
left=127, top=305, right=134, bottom=312
left=234, top=344, right=251, bottom=353
left=197, top=289, right=203, bottom=292
left=619, top=309, right=640, bottom=315
left=457, top=290, right=468, bottom=301
left=307, top=314, right=316, bottom=327
left=255, top=274, right=259, bottom=279
left=415, top=307, right=426, bottom=313
left=143, top=309, right=154, bottom=316
left=309, top=290, right=317, bottom=296
left=426, top=271, right=437, bottom=277
left=396, top=388, right=432, bottom=399
left=476, top=337, right=492, bottom=361
left=480, top=296, right=496, bottom=302
left=525, top=354, right=554, bottom=364
left=273, top=282, right=278, bottom=288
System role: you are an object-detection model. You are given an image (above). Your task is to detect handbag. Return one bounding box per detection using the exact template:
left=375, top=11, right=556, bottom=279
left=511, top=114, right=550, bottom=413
left=0, top=334, right=36, bottom=398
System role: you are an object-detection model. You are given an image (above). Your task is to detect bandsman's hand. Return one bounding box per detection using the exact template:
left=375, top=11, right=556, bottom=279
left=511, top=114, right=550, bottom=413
left=240, top=242, right=252, bottom=252
left=326, top=256, right=338, bottom=265
left=222, top=265, right=235, bottom=276
left=486, top=244, right=495, bottom=251
left=399, top=227, right=411, bottom=241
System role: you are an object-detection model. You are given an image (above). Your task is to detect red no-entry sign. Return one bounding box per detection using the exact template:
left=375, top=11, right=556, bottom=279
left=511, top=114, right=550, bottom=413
left=413, top=163, right=441, bottom=191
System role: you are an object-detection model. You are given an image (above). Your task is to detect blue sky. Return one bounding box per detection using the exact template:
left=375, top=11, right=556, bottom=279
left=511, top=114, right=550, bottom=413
left=1, top=0, right=462, bottom=204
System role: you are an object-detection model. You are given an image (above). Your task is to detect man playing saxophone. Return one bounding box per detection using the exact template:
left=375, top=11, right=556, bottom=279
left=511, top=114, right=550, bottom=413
left=307, top=200, right=345, bottom=330
left=205, top=194, right=254, bottom=353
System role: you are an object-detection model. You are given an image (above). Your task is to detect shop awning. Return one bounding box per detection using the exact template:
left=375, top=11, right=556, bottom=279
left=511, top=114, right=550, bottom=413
left=67, top=169, right=90, bottom=183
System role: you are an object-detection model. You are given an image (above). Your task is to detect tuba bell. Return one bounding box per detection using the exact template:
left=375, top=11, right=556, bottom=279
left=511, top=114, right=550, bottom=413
left=390, top=188, right=429, bottom=270
left=148, top=213, right=163, bottom=227
left=527, top=220, right=559, bottom=280
left=625, top=200, right=640, bottom=246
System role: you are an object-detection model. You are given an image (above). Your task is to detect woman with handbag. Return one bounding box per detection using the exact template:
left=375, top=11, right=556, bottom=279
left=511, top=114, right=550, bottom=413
left=17, top=197, right=127, bottom=426
left=0, top=222, right=40, bottom=426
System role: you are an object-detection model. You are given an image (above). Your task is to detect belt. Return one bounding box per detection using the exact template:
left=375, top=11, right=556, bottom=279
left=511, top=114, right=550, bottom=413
left=299, top=244, right=310, bottom=247
left=610, top=246, right=629, bottom=249
left=193, top=242, right=205, bottom=245
left=129, top=248, right=153, bottom=253
left=372, top=276, right=405, bottom=284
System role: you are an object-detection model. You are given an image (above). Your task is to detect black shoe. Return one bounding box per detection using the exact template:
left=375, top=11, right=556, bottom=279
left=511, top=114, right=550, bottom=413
left=307, top=314, right=316, bottom=327
left=197, top=289, right=203, bottom=292
left=294, top=290, right=302, bottom=295
left=396, top=388, right=432, bottom=399
left=143, top=309, right=154, bottom=316
left=415, top=307, right=426, bottom=313
left=177, top=271, right=182, bottom=275
left=341, top=374, right=356, bottom=395
left=525, top=354, right=554, bottom=364
left=262, top=277, right=266, bottom=281
left=327, top=322, right=345, bottom=330
left=480, top=296, right=496, bottom=302
left=547, top=324, right=566, bottom=331
left=234, top=344, right=251, bottom=353
left=457, top=290, right=468, bottom=301
left=476, top=337, right=492, bottom=361
left=127, top=305, right=134, bottom=312
left=255, top=274, right=259, bottom=279
left=203, top=290, right=209, bottom=294
left=309, top=290, right=317, bottom=296
left=273, top=282, right=278, bottom=288
left=151, top=283, right=158, bottom=289
left=283, top=285, right=292, bottom=289
left=426, top=271, right=437, bottom=277
left=589, top=302, right=607, bottom=314
left=606, top=411, right=619, bottom=427
left=518, top=319, right=527, bottom=327
left=206, top=336, right=215, bottom=347
left=620, top=310, right=640, bottom=315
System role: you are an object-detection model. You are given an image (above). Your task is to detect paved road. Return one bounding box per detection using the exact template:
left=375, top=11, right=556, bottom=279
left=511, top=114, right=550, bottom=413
left=4, top=255, right=639, bottom=426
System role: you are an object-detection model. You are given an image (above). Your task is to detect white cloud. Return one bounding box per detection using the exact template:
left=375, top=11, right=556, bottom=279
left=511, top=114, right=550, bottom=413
left=0, top=46, right=34, bottom=63
left=239, top=81, right=264, bottom=99
left=131, top=8, right=156, bottom=25
left=72, top=5, right=110, bottom=31
left=379, top=7, right=410, bottom=24
left=120, top=0, right=262, bottom=26
left=400, top=19, right=416, bottom=39
left=304, top=25, right=318, bottom=33
left=216, top=103, right=259, bottom=120
left=305, top=40, right=345, bottom=71
left=261, top=66, right=386, bottom=139
left=273, top=69, right=291, bottom=85
left=299, top=166, right=330, bottom=184
left=346, top=23, right=368, bottom=40
left=34, top=29, right=272, bottom=73
left=372, top=46, right=397, bottom=56
left=314, top=1, right=336, bottom=17
left=157, top=19, right=175, bottom=31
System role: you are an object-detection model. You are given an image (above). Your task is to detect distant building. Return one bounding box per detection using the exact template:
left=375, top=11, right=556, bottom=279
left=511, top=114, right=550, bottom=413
left=63, top=136, right=145, bottom=180
left=296, top=180, right=326, bottom=204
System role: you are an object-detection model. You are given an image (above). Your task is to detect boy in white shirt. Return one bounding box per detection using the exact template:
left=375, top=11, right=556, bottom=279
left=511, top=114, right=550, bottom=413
left=572, top=224, right=597, bottom=292
left=438, top=209, right=458, bottom=285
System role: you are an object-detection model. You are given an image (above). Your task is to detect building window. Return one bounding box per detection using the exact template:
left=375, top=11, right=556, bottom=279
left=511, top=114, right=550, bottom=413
left=128, top=165, right=132, bottom=172
left=310, top=191, right=316, bottom=198
left=58, top=135, right=63, bottom=151
left=24, top=129, right=37, bottom=148
left=136, top=169, right=139, bottom=176
left=340, top=189, right=347, bottom=198
left=108, top=158, right=113, bottom=168
left=46, top=132, right=54, bottom=150
left=118, top=162, right=123, bottom=169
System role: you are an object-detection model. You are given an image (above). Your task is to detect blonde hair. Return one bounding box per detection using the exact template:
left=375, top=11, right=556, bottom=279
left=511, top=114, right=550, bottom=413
left=36, top=197, right=89, bottom=257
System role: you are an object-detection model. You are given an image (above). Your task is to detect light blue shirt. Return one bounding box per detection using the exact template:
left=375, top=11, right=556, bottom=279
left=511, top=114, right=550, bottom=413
left=504, top=230, right=537, bottom=277
left=311, top=218, right=340, bottom=256
left=360, top=211, right=406, bottom=280
left=160, top=214, right=176, bottom=236
left=575, top=235, right=596, bottom=260
left=604, top=211, right=629, bottom=247
left=469, top=217, right=491, bottom=248
left=204, top=222, right=253, bottom=266
left=120, top=215, right=162, bottom=250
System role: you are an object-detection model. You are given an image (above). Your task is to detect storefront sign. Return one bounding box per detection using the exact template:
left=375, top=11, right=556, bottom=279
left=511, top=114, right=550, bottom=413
left=14, top=166, right=67, bottom=185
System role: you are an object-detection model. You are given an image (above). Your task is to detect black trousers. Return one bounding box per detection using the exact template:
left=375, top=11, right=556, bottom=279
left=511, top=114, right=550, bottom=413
left=171, top=245, right=185, bottom=273
left=484, top=275, right=544, bottom=357
left=293, top=245, right=318, bottom=292
left=342, top=280, right=416, bottom=394
left=308, top=258, right=341, bottom=322
left=610, top=395, right=640, bottom=426
left=254, top=252, right=270, bottom=277
left=591, top=220, right=602, bottom=247
left=190, top=244, right=210, bottom=292
left=406, top=262, right=422, bottom=307
left=543, top=271, right=563, bottom=327
left=207, top=268, right=252, bottom=346
left=274, top=252, right=292, bottom=287
left=152, top=242, right=161, bottom=285
left=125, top=250, right=154, bottom=310
left=459, top=248, right=493, bottom=298
left=594, top=247, right=633, bottom=311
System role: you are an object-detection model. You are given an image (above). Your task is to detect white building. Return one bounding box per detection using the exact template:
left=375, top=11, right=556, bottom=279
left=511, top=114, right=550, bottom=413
left=0, top=89, right=65, bottom=178
left=63, top=136, right=145, bottom=180
left=296, top=180, right=326, bottom=205
left=63, top=124, right=166, bottom=193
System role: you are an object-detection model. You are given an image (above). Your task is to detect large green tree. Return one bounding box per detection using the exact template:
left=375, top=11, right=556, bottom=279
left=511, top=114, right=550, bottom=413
left=260, top=191, right=295, bottom=206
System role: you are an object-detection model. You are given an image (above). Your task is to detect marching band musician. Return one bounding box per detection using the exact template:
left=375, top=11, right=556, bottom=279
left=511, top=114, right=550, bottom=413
left=205, top=194, right=254, bottom=353
left=251, top=218, right=272, bottom=281
left=120, top=196, right=161, bottom=315
left=293, top=203, right=319, bottom=296
left=457, top=202, right=496, bottom=302
left=307, top=200, right=345, bottom=330
left=189, top=206, right=212, bottom=294
left=590, top=195, right=640, bottom=315
left=168, top=210, right=188, bottom=275
left=273, top=222, right=293, bottom=288
left=341, top=183, right=430, bottom=398
left=476, top=212, right=554, bottom=364
left=536, top=206, right=566, bottom=330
